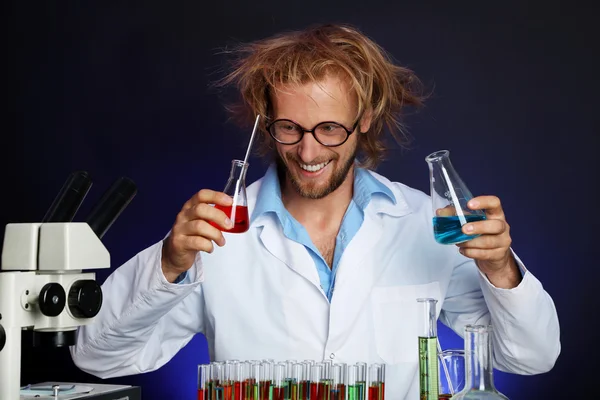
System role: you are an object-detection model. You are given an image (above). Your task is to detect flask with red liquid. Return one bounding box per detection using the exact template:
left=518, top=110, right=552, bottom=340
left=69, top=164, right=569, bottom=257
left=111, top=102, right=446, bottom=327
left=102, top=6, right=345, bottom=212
left=212, top=159, right=250, bottom=234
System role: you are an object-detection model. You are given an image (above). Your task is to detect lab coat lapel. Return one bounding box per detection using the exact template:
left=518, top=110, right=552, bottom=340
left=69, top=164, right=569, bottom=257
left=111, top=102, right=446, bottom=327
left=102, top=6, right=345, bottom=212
left=330, top=192, right=413, bottom=332
left=334, top=211, right=383, bottom=294
left=257, top=217, right=323, bottom=293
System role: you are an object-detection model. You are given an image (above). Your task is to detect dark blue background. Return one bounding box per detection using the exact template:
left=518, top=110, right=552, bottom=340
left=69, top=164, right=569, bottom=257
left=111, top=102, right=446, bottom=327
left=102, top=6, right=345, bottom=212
left=5, top=1, right=597, bottom=399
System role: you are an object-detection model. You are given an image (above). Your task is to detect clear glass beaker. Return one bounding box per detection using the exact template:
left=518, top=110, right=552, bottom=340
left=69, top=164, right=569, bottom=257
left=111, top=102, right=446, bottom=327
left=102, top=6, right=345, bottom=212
left=212, top=159, right=250, bottom=233
left=450, top=325, right=509, bottom=400
left=425, top=150, right=486, bottom=245
left=438, top=349, right=466, bottom=399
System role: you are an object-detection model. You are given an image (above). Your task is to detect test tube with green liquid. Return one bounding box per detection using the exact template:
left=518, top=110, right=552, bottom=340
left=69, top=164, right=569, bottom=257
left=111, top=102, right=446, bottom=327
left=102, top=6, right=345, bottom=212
left=418, top=298, right=440, bottom=400
left=346, top=365, right=359, bottom=400
left=356, top=362, right=366, bottom=400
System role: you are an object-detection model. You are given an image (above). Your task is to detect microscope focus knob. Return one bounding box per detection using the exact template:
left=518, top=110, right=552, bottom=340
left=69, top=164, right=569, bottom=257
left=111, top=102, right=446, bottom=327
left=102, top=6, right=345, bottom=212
left=68, top=280, right=103, bottom=318
left=38, top=283, right=67, bottom=317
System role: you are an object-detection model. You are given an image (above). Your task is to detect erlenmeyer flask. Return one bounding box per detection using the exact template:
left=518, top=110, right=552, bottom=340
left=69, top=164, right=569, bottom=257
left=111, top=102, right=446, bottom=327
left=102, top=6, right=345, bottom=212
left=212, top=159, right=250, bottom=234
left=450, top=325, right=509, bottom=400
left=425, top=150, right=486, bottom=245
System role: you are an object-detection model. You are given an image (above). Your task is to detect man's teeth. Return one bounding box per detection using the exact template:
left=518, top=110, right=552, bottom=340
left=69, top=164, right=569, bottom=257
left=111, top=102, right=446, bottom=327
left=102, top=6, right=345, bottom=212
left=300, top=161, right=330, bottom=172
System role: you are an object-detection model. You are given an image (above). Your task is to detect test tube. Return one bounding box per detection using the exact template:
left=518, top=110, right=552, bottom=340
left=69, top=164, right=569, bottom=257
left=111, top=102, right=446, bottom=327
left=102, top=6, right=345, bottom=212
left=273, top=363, right=286, bottom=400
left=322, top=360, right=333, bottom=398
left=290, top=363, right=302, bottom=400
left=301, top=363, right=312, bottom=399
left=261, top=362, right=273, bottom=400
left=356, top=362, right=366, bottom=400
left=212, top=362, right=225, bottom=400
left=285, top=360, right=297, bottom=399
left=379, top=364, right=385, bottom=400
left=230, top=362, right=242, bottom=400
left=310, top=364, right=322, bottom=400
left=368, top=364, right=381, bottom=400
left=239, top=362, right=252, bottom=400
left=198, top=364, right=211, bottom=400
left=330, top=364, right=345, bottom=400
left=418, top=298, right=440, bottom=400
left=251, top=363, right=261, bottom=400
left=347, top=365, right=359, bottom=400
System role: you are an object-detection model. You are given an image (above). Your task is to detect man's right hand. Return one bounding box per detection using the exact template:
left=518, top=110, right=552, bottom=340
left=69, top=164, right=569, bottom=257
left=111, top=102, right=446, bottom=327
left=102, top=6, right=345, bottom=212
left=161, top=189, right=233, bottom=283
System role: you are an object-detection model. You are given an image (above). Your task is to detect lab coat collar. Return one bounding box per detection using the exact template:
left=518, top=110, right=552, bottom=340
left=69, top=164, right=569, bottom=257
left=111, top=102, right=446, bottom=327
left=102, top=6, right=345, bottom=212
left=246, top=165, right=413, bottom=298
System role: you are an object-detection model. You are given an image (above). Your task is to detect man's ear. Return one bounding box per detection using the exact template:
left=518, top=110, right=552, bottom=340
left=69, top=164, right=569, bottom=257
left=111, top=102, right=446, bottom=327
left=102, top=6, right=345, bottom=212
left=359, top=108, right=373, bottom=133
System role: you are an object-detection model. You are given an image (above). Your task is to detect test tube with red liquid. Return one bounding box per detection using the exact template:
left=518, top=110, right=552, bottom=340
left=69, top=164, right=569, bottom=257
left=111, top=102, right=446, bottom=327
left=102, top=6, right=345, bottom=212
left=198, top=364, right=211, bottom=400
left=321, top=360, right=332, bottom=399
left=229, top=361, right=241, bottom=400
left=260, top=361, right=273, bottom=400
left=379, top=364, right=385, bottom=400
left=368, top=364, right=381, bottom=400
left=272, top=363, right=286, bottom=400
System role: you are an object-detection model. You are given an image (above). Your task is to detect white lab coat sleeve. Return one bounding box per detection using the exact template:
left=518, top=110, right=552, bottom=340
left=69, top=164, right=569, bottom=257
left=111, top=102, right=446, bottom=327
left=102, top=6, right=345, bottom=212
left=439, top=249, right=560, bottom=375
left=70, top=239, right=206, bottom=378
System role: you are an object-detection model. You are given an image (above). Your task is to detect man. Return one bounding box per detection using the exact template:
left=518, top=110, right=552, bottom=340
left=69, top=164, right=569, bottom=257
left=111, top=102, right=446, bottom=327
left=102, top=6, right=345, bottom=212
left=70, top=24, right=560, bottom=398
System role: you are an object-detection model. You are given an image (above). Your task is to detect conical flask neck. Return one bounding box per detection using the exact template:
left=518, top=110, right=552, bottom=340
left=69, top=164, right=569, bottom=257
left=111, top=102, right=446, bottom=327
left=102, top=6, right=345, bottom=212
left=229, top=159, right=249, bottom=182
left=464, top=325, right=497, bottom=392
left=426, top=150, right=454, bottom=170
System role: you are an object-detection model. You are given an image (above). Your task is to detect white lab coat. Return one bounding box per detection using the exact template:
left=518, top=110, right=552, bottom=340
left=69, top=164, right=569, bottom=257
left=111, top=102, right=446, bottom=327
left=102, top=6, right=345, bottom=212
left=70, top=169, right=560, bottom=399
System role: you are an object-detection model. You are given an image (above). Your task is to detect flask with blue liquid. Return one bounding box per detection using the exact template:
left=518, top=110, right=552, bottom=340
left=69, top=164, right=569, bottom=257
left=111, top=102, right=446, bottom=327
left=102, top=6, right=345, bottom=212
left=425, top=150, right=486, bottom=245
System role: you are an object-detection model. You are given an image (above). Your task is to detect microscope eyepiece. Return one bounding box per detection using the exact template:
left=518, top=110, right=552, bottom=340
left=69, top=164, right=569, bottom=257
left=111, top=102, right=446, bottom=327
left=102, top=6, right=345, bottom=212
left=42, top=171, right=93, bottom=223
left=86, top=177, right=137, bottom=239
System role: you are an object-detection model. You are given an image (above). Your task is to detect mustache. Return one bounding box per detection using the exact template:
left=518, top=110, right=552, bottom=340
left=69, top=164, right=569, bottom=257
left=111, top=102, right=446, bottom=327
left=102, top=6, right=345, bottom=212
left=285, top=153, right=336, bottom=165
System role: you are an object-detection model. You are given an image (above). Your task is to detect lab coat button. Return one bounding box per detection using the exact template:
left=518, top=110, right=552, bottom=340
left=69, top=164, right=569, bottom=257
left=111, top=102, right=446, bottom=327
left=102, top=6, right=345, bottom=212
left=329, top=353, right=335, bottom=359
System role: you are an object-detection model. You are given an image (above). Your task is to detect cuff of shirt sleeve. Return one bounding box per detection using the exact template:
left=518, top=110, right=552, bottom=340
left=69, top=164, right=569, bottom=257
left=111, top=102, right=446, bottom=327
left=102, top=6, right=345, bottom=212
left=477, top=248, right=527, bottom=291
left=156, top=240, right=204, bottom=287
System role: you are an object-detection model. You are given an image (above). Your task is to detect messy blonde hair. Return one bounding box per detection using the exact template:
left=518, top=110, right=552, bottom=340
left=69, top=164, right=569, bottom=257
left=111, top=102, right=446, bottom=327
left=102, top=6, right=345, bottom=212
left=216, top=23, right=427, bottom=169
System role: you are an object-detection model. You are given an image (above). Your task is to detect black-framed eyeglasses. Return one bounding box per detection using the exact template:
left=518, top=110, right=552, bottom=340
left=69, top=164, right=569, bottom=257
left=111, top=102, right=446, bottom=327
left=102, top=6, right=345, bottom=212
left=265, top=119, right=359, bottom=147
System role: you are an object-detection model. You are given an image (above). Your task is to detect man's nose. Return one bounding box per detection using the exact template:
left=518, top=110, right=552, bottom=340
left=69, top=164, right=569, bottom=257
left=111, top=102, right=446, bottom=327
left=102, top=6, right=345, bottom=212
left=296, top=131, right=323, bottom=162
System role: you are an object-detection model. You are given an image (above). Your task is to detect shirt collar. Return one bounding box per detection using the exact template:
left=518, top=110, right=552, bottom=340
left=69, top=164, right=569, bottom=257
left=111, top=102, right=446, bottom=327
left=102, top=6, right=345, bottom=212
left=251, top=161, right=396, bottom=222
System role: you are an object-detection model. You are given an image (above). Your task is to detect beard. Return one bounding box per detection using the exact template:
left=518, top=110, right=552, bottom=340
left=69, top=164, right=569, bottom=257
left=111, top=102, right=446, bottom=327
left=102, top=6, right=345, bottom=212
left=276, top=145, right=357, bottom=200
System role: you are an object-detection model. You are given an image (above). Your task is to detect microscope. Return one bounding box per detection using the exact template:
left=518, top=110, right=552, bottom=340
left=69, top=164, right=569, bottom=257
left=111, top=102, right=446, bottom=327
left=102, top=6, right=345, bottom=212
left=0, top=171, right=140, bottom=399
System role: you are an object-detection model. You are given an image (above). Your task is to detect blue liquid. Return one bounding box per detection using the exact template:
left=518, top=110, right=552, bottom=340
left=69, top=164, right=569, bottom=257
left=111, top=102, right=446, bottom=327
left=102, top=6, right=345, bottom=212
left=433, top=214, right=486, bottom=244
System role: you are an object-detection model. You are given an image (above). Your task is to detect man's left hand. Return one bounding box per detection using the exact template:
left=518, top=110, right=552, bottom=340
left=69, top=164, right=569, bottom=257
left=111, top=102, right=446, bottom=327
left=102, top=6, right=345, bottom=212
left=457, top=195, right=522, bottom=288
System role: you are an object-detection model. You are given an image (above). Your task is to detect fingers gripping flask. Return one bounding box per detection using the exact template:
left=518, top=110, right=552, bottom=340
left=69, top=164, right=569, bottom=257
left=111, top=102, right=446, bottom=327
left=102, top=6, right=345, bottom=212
left=425, top=150, right=486, bottom=245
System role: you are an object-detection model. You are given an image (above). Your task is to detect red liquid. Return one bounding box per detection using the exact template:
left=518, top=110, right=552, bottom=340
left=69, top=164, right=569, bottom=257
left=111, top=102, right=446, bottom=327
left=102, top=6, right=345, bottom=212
left=298, top=381, right=310, bottom=400
left=439, top=395, right=453, bottom=399
left=318, top=382, right=329, bottom=400
left=234, top=381, right=242, bottom=400
left=260, top=381, right=271, bottom=400
left=212, top=204, right=249, bottom=233
left=380, top=382, right=385, bottom=400
left=369, top=386, right=379, bottom=400
left=273, top=387, right=285, bottom=400
left=197, top=389, right=207, bottom=400
left=223, top=384, right=233, bottom=399
left=310, top=382, right=319, bottom=400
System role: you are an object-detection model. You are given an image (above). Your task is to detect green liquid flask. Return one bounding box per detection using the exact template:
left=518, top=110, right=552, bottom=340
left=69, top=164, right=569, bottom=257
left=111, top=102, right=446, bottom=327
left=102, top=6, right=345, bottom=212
left=425, top=150, right=486, bottom=245
left=418, top=298, right=439, bottom=400
left=450, top=325, right=509, bottom=400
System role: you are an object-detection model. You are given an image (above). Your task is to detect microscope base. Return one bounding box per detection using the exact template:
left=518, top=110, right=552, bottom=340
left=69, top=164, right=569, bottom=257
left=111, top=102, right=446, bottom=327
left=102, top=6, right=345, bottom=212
left=20, top=382, right=141, bottom=400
